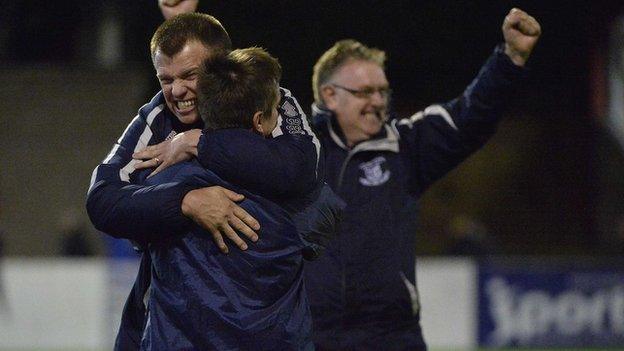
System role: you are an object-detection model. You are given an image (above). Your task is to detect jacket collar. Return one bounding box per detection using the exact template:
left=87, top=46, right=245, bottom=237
left=312, top=103, right=399, bottom=153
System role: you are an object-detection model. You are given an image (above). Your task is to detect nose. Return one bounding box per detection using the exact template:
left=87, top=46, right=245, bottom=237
left=171, top=80, right=187, bottom=98
left=370, top=90, right=386, bottom=107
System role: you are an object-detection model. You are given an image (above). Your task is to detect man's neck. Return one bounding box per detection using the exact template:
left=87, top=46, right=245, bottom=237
left=335, top=120, right=368, bottom=148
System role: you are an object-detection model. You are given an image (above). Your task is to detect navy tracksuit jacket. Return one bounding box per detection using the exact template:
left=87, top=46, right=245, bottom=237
left=140, top=161, right=313, bottom=350
left=305, top=45, right=527, bottom=350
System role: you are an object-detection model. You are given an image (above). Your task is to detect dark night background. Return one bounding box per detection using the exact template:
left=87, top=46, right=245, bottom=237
left=1, top=0, right=624, bottom=256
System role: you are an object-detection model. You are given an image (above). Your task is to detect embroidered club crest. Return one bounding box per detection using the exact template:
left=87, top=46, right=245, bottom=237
left=280, top=100, right=298, bottom=118
left=358, top=156, right=390, bottom=186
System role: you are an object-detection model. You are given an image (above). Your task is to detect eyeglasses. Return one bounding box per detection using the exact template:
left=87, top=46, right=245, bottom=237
left=330, top=84, right=391, bottom=99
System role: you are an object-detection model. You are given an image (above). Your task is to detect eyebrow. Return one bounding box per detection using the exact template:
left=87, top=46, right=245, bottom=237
left=179, top=68, right=199, bottom=79
left=157, top=67, right=198, bottom=80
left=361, top=84, right=390, bottom=89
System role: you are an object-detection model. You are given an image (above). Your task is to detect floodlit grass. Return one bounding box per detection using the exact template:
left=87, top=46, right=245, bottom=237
left=1, top=348, right=622, bottom=351
left=430, top=349, right=624, bottom=351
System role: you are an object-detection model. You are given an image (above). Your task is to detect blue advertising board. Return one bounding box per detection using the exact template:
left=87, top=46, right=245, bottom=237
left=478, top=259, right=624, bottom=348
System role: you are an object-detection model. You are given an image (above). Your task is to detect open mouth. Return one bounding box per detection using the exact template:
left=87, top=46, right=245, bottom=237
left=175, top=99, right=196, bottom=112
left=362, top=111, right=385, bottom=122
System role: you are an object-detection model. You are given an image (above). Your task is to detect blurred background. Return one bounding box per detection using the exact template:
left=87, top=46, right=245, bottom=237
left=0, top=0, right=624, bottom=350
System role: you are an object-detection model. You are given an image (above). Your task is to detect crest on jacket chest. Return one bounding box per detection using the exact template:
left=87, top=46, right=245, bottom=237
left=358, top=156, right=390, bottom=186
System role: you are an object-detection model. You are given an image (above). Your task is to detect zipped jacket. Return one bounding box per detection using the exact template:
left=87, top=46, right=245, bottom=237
left=305, top=45, right=527, bottom=350
left=140, top=161, right=314, bottom=350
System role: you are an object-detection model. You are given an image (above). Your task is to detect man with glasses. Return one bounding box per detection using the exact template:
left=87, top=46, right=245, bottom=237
left=305, top=8, right=541, bottom=350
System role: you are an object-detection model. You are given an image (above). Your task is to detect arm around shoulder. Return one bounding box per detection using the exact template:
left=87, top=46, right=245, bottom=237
left=196, top=88, right=321, bottom=198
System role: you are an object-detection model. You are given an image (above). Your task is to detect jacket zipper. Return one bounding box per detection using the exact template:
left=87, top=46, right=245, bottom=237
left=336, top=148, right=356, bottom=337
left=336, top=149, right=357, bottom=192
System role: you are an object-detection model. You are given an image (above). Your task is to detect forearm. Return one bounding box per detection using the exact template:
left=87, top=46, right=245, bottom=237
left=396, top=46, right=527, bottom=193
left=87, top=177, right=193, bottom=243
left=86, top=91, right=187, bottom=242
left=446, top=44, right=527, bottom=138
left=197, top=130, right=317, bottom=198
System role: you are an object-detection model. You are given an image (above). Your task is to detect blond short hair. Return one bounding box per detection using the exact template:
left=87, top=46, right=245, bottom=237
left=312, top=39, right=386, bottom=105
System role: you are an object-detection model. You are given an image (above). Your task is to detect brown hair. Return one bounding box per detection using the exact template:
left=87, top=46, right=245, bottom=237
left=197, top=47, right=282, bottom=130
left=312, top=39, right=386, bottom=105
left=150, top=13, right=232, bottom=60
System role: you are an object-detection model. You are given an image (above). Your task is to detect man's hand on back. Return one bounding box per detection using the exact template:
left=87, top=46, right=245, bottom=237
left=182, top=186, right=260, bottom=254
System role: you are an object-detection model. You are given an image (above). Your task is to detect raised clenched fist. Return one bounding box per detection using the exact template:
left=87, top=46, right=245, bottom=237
left=502, top=8, right=542, bottom=66
left=158, top=0, right=199, bottom=20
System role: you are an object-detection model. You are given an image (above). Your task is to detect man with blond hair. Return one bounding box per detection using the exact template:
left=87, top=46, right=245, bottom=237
left=305, top=8, right=541, bottom=350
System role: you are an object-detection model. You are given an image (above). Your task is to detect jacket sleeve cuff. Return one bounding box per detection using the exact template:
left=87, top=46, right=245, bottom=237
left=159, top=181, right=196, bottom=231
left=493, top=43, right=530, bottom=81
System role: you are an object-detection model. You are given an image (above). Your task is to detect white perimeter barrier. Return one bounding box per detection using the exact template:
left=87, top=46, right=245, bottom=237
left=0, top=258, right=474, bottom=350
left=418, top=258, right=476, bottom=349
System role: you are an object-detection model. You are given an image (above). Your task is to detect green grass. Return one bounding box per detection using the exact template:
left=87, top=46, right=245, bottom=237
left=430, top=349, right=624, bottom=351
left=1, top=348, right=622, bottom=351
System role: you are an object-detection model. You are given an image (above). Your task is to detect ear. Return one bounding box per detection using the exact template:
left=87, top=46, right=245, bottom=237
left=321, top=85, right=338, bottom=110
left=252, top=111, right=265, bottom=135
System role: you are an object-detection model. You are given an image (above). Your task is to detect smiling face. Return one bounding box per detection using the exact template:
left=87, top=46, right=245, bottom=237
left=322, top=59, right=390, bottom=147
left=154, top=40, right=211, bottom=124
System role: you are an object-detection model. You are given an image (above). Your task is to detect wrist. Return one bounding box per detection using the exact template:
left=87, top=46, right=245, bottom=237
left=181, top=190, right=196, bottom=218
left=184, top=129, right=201, bottom=157
left=174, top=129, right=200, bottom=158
left=504, top=43, right=528, bottom=67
